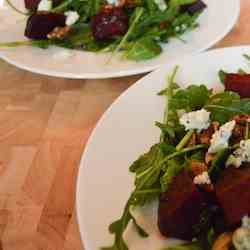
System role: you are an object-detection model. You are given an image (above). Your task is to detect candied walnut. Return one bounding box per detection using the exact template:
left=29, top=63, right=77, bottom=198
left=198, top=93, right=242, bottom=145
left=198, top=122, right=219, bottom=145
left=205, top=152, right=215, bottom=165
left=212, top=232, right=233, bottom=250
left=47, top=26, right=71, bottom=39
left=187, top=133, right=197, bottom=146
left=234, top=115, right=250, bottom=124
left=190, top=160, right=208, bottom=176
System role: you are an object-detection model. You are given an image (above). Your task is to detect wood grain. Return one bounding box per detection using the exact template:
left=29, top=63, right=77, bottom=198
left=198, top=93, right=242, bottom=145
left=0, top=0, right=248, bottom=249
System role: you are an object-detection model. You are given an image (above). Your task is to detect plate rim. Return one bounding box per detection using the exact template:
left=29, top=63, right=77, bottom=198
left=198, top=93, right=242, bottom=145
left=76, top=45, right=250, bottom=250
left=0, top=0, right=240, bottom=79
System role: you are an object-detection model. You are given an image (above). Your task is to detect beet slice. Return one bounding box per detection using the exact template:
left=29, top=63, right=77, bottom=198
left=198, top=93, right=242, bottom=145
left=91, top=8, right=129, bottom=42
left=25, top=12, right=66, bottom=40
left=158, top=170, right=208, bottom=240
left=181, top=0, right=207, bottom=15
left=25, top=0, right=41, bottom=11
left=224, top=73, right=250, bottom=98
left=215, top=164, right=250, bottom=227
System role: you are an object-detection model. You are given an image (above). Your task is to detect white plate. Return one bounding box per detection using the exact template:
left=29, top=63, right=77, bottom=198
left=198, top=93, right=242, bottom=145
left=76, top=46, right=250, bottom=250
left=0, top=0, right=240, bottom=79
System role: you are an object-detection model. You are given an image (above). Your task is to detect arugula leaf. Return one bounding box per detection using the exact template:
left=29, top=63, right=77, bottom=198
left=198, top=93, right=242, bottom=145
left=218, top=70, right=227, bottom=84
left=169, top=85, right=212, bottom=111
left=155, top=122, right=176, bottom=139
left=125, top=37, right=162, bottom=61
left=90, top=0, right=103, bottom=16
left=206, top=92, right=250, bottom=124
left=160, top=159, right=184, bottom=191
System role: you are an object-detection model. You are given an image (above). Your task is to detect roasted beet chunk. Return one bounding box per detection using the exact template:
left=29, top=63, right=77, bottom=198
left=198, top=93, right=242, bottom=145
left=215, top=164, right=250, bottom=227
left=181, top=0, right=207, bottom=15
left=25, top=12, right=66, bottom=40
left=25, top=0, right=41, bottom=11
left=91, top=8, right=129, bottom=42
left=158, top=171, right=207, bottom=240
left=224, top=74, right=250, bottom=98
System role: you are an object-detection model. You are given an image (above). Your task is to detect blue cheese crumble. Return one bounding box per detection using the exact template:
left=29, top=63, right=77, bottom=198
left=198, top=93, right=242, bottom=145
left=106, top=0, right=120, bottom=6
left=208, top=120, right=236, bottom=154
left=65, top=11, right=80, bottom=26
left=226, top=139, right=250, bottom=168
left=233, top=216, right=250, bottom=250
left=37, top=0, right=52, bottom=11
left=179, top=109, right=210, bottom=132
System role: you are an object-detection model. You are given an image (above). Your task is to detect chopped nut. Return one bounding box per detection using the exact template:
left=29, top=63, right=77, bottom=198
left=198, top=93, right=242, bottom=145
left=212, top=232, right=233, bottom=250
left=188, top=132, right=197, bottom=146
left=47, top=26, right=71, bottom=40
left=190, top=160, right=208, bottom=176
left=205, top=152, right=215, bottom=165
left=198, top=122, right=219, bottom=145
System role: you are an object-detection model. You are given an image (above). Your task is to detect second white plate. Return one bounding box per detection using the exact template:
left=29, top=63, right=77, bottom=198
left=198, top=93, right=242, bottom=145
left=0, top=0, right=240, bottom=79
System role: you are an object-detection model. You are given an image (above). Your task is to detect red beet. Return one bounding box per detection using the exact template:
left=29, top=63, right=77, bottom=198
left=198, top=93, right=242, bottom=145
left=215, top=164, right=250, bottom=227
left=25, top=0, right=41, bottom=11
left=91, top=8, right=129, bottom=42
left=24, top=0, right=63, bottom=11
left=158, top=171, right=208, bottom=240
left=224, top=74, right=250, bottom=98
left=25, top=12, right=66, bottom=40
left=181, top=0, right=207, bottom=15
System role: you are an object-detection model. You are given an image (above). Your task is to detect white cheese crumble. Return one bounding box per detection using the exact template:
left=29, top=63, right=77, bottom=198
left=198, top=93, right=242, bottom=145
left=208, top=120, right=236, bottom=154
left=65, top=11, right=80, bottom=26
left=106, top=0, right=120, bottom=6
left=37, top=0, right=52, bottom=11
left=233, top=216, right=250, bottom=250
left=179, top=109, right=210, bottom=132
left=154, top=0, right=168, bottom=11
left=242, top=216, right=250, bottom=229
left=226, top=139, right=250, bottom=168
left=193, top=171, right=211, bottom=185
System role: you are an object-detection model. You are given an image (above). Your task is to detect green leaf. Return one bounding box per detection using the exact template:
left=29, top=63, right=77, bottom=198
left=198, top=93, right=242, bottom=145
left=243, top=54, right=250, bottom=62
left=155, top=122, right=176, bottom=138
left=169, top=85, right=212, bottom=111
left=160, top=159, right=184, bottom=191
left=218, top=70, right=227, bottom=84
left=125, top=37, right=162, bottom=61
left=206, top=92, right=250, bottom=124
left=189, top=150, right=206, bottom=162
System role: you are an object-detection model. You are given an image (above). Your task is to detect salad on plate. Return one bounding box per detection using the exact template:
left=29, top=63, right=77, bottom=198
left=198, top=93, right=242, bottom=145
left=2, top=0, right=206, bottom=61
left=103, top=56, right=250, bottom=250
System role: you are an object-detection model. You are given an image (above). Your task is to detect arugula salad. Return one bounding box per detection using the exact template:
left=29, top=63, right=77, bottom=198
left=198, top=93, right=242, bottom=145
left=103, top=57, right=250, bottom=250
left=2, top=0, right=206, bottom=61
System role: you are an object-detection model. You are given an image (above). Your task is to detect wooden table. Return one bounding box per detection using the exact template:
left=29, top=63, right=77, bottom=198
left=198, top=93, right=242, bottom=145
left=0, top=1, right=248, bottom=249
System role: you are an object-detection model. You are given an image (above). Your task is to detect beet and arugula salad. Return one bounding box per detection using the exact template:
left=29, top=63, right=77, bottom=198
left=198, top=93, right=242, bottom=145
left=3, top=0, right=206, bottom=61
left=103, top=57, right=250, bottom=250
